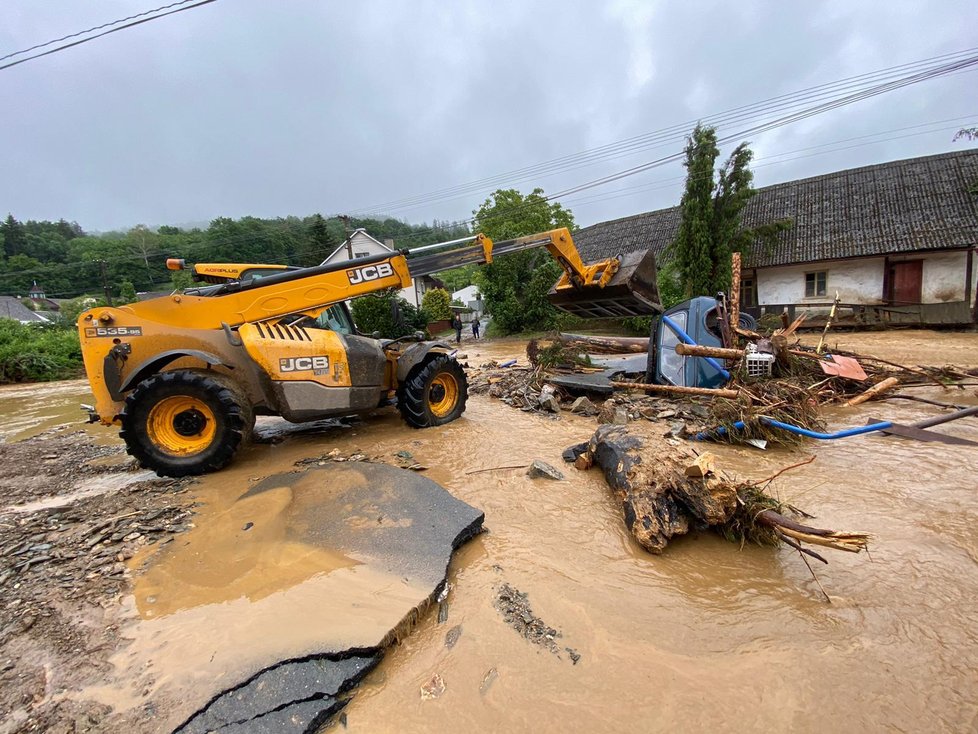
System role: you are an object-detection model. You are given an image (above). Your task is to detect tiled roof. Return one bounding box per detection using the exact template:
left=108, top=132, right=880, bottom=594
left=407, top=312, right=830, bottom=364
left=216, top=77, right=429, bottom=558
left=0, top=296, right=50, bottom=323
left=573, top=149, right=978, bottom=269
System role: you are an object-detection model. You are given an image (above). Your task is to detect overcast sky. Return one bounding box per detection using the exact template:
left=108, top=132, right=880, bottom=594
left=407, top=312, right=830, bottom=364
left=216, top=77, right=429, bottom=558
left=2, top=0, right=976, bottom=234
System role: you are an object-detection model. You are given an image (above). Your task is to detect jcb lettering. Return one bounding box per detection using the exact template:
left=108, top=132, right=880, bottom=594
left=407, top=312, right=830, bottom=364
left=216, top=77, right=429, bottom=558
left=279, top=356, right=330, bottom=373
left=347, top=262, right=394, bottom=285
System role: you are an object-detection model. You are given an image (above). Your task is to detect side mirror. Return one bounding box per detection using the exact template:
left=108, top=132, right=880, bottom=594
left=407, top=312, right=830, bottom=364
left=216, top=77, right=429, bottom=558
left=370, top=330, right=382, bottom=339
left=414, top=330, right=426, bottom=341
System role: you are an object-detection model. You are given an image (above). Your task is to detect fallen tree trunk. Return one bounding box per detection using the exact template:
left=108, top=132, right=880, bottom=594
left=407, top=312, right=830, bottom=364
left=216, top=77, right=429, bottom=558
left=845, top=376, right=900, bottom=406
left=577, top=425, right=870, bottom=558
left=611, top=381, right=741, bottom=399
left=675, top=343, right=745, bottom=360
left=557, top=333, right=649, bottom=354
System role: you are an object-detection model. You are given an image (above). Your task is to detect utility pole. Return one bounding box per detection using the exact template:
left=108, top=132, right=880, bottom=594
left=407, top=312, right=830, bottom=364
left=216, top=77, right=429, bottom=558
left=340, top=215, right=353, bottom=259
left=97, top=259, right=113, bottom=306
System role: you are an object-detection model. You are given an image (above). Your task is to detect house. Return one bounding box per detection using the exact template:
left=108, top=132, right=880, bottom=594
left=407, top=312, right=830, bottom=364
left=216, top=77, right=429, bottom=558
left=26, top=281, right=62, bottom=319
left=572, top=150, right=978, bottom=325
left=320, top=228, right=443, bottom=307
left=0, top=296, right=50, bottom=324
left=451, top=284, right=484, bottom=321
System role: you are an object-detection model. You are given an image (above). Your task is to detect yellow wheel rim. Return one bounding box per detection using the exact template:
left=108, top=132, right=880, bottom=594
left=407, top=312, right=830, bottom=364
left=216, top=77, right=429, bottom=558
left=428, top=373, right=459, bottom=418
left=146, top=396, right=217, bottom=456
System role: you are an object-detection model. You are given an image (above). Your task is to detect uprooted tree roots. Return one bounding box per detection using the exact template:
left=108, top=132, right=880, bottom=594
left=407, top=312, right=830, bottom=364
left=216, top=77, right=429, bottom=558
left=571, top=425, right=869, bottom=589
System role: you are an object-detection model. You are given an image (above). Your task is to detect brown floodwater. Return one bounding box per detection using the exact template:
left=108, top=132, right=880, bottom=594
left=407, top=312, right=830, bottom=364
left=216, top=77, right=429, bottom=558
left=4, top=331, right=978, bottom=732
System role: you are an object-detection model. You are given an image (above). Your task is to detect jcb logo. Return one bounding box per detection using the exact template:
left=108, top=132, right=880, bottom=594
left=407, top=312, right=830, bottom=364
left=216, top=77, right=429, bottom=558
left=279, top=356, right=330, bottom=373
left=347, top=262, right=394, bottom=285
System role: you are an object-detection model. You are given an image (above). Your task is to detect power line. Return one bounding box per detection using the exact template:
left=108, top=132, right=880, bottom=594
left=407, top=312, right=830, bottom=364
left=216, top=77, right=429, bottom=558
left=350, top=48, right=978, bottom=218
left=3, top=55, right=975, bottom=292
left=3, top=130, right=973, bottom=297
left=0, top=0, right=219, bottom=72
left=0, top=0, right=202, bottom=63
left=562, top=121, right=977, bottom=211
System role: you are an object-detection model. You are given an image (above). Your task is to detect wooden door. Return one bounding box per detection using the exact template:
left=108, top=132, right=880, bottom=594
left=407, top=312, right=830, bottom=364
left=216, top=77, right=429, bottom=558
left=889, top=260, right=922, bottom=304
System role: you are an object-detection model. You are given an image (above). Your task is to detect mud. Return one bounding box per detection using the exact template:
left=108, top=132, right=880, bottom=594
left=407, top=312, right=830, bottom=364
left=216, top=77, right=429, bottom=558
left=1, top=331, right=978, bottom=733
left=0, top=426, right=194, bottom=733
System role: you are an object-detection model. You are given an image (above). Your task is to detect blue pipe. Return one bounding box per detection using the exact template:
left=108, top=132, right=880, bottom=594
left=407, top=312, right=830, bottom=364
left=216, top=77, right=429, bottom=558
left=694, top=417, right=893, bottom=441
left=661, top=314, right=730, bottom=379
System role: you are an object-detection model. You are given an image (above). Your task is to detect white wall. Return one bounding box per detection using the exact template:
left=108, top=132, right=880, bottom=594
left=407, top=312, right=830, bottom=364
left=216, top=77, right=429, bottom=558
left=756, top=250, right=976, bottom=309
left=758, top=258, right=884, bottom=305
left=891, top=250, right=972, bottom=303
left=321, top=230, right=419, bottom=305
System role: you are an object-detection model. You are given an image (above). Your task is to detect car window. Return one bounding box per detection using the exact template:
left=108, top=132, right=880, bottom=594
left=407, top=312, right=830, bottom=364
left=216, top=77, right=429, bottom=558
left=658, top=311, right=687, bottom=386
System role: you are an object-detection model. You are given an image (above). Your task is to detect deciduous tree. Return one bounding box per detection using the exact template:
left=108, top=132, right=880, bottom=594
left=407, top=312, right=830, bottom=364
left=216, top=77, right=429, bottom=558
left=472, top=188, right=574, bottom=334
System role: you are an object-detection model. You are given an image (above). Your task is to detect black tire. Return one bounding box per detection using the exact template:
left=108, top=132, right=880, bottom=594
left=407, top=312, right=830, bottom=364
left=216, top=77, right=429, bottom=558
left=737, top=312, right=758, bottom=331
left=397, top=354, right=468, bottom=428
left=120, top=370, right=253, bottom=477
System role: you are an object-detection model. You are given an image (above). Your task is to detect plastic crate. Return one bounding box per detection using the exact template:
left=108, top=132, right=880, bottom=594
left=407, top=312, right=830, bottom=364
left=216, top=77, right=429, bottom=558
left=745, top=352, right=775, bottom=378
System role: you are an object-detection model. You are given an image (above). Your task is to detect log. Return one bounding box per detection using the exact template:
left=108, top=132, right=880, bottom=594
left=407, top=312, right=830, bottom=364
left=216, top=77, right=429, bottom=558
left=611, top=381, right=740, bottom=399
left=582, top=425, right=736, bottom=553
left=845, top=376, right=900, bottom=407
left=729, top=252, right=741, bottom=337
left=578, top=425, right=870, bottom=558
left=675, top=343, right=745, bottom=360
left=557, top=333, right=649, bottom=354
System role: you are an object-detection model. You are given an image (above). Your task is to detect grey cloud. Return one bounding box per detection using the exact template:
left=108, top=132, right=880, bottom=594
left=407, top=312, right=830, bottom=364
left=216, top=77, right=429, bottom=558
left=1, top=0, right=974, bottom=232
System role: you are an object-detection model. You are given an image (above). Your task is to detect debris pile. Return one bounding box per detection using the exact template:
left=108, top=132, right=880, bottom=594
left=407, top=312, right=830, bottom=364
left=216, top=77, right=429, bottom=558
left=467, top=283, right=978, bottom=448
left=494, top=582, right=580, bottom=664
left=571, top=425, right=870, bottom=595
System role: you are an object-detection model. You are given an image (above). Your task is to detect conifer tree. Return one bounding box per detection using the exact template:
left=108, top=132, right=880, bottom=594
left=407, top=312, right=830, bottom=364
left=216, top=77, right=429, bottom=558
left=669, top=125, right=755, bottom=298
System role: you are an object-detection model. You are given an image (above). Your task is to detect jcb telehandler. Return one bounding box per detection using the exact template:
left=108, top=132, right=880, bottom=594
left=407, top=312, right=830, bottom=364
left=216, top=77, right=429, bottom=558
left=78, top=228, right=659, bottom=477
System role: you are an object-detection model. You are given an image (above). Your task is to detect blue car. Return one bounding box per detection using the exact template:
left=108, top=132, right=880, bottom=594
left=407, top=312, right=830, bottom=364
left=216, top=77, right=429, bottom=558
left=649, top=297, right=757, bottom=389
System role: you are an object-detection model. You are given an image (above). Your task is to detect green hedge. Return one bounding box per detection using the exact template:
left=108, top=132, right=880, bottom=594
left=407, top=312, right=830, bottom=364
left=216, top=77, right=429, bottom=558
left=0, top=319, right=83, bottom=383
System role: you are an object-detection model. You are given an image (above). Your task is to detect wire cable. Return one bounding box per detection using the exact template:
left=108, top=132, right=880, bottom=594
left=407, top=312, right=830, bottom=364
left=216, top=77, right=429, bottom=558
left=0, top=0, right=219, bottom=72
left=0, top=0, right=202, bottom=62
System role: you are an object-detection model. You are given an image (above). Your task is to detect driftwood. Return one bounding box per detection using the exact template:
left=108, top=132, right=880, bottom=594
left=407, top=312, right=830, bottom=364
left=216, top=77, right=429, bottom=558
left=729, top=252, right=741, bottom=337
left=845, top=376, right=900, bottom=406
left=577, top=425, right=870, bottom=559
left=774, top=311, right=808, bottom=339
left=611, top=381, right=740, bottom=399
left=557, top=333, right=649, bottom=354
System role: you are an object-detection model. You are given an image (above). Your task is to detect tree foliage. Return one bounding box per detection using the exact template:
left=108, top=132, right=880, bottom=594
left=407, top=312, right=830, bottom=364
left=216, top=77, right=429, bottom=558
left=0, top=212, right=469, bottom=302
left=350, top=292, right=427, bottom=339
left=117, top=279, right=137, bottom=304
left=420, top=287, right=453, bottom=321
left=472, top=188, right=575, bottom=334
left=668, top=125, right=757, bottom=298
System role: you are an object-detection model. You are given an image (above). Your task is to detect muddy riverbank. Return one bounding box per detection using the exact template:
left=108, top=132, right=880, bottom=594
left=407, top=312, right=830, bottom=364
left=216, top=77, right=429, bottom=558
left=1, top=330, right=977, bottom=733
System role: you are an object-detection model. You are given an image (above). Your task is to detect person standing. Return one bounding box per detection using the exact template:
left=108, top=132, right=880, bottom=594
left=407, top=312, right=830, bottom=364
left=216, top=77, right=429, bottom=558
left=452, top=313, right=463, bottom=344
left=471, top=316, right=481, bottom=340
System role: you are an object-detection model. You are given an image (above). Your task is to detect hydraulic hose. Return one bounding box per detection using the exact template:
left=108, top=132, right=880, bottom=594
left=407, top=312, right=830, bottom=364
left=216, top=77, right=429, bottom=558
left=694, top=417, right=893, bottom=441
left=661, top=314, right=730, bottom=379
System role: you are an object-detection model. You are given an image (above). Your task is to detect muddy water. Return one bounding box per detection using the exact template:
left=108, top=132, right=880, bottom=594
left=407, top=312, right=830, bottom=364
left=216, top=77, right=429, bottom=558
left=0, top=378, right=102, bottom=443
left=336, top=348, right=978, bottom=733
left=5, top=332, right=978, bottom=732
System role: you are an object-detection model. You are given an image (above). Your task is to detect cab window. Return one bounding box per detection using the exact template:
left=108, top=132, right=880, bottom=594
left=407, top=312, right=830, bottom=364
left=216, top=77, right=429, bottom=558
left=313, top=305, right=354, bottom=334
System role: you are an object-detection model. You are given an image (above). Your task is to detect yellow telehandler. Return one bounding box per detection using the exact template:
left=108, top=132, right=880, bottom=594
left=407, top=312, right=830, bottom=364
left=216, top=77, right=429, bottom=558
left=78, top=228, right=659, bottom=476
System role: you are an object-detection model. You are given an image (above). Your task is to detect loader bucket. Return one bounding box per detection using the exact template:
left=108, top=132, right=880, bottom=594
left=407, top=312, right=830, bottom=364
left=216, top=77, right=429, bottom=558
left=547, top=249, right=661, bottom=318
